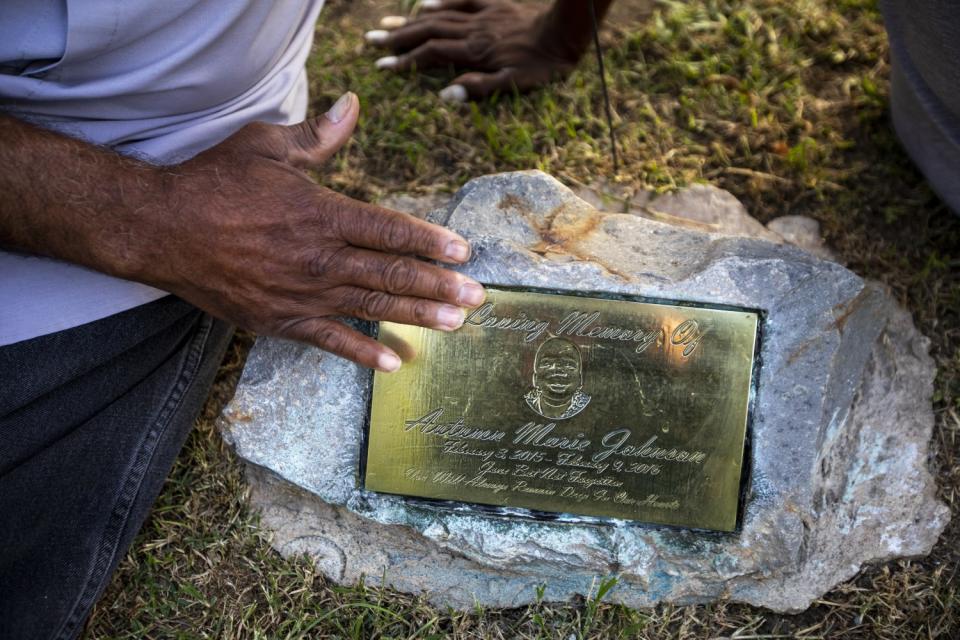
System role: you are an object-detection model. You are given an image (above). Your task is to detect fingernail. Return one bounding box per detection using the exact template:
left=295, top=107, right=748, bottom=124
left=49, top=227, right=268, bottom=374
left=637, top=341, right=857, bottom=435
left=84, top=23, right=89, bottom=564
left=364, top=29, right=389, bottom=44
left=444, top=239, right=470, bottom=262
left=439, top=85, right=468, bottom=103
left=377, top=351, right=402, bottom=372
left=436, top=305, right=465, bottom=330
left=375, top=56, right=399, bottom=70
left=326, top=92, right=355, bottom=123
left=421, top=0, right=443, bottom=9
left=380, top=15, right=407, bottom=28
left=458, top=282, right=486, bottom=307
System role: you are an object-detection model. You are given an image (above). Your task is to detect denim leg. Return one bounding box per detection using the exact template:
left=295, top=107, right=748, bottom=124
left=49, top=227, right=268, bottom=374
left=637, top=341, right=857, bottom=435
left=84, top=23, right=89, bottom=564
left=0, top=296, right=234, bottom=640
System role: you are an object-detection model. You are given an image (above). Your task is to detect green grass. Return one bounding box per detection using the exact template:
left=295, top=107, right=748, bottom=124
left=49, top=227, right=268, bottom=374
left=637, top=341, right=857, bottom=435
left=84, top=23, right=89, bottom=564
left=84, top=0, right=959, bottom=637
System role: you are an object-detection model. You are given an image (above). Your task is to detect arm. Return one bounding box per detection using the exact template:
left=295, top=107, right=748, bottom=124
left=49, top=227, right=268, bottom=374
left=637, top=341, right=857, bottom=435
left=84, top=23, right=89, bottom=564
left=365, top=0, right=616, bottom=100
left=0, top=115, right=165, bottom=282
left=0, top=94, right=486, bottom=371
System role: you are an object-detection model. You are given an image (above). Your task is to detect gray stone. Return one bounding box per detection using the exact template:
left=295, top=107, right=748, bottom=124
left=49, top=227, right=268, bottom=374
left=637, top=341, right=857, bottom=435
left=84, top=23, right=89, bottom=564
left=219, top=171, right=948, bottom=612
left=629, top=183, right=783, bottom=242
left=577, top=181, right=837, bottom=259
left=767, top=214, right=837, bottom=261
left=377, top=192, right=451, bottom=220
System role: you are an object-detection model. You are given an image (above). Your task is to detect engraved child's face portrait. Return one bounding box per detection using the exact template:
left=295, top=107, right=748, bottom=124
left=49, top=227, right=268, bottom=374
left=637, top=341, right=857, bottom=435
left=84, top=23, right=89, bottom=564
left=535, top=338, right=581, bottom=398
left=525, top=337, right=591, bottom=420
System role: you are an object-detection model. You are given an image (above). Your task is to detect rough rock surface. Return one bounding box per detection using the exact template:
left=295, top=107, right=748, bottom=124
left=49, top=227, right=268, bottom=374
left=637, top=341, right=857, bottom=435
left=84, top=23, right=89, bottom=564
left=219, top=171, right=948, bottom=612
left=766, top=214, right=836, bottom=261
left=378, top=192, right=450, bottom=220
left=575, top=181, right=836, bottom=261
left=629, top=183, right=783, bottom=242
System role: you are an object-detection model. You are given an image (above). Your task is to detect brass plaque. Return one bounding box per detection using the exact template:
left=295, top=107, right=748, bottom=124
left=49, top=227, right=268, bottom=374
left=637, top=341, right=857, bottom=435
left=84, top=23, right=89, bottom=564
left=364, top=288, right=759, bottom=531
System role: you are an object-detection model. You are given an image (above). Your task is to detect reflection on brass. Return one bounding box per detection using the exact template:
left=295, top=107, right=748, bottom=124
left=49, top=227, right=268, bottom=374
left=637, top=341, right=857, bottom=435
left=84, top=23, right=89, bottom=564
left=364, top=288, right=759, bottom=531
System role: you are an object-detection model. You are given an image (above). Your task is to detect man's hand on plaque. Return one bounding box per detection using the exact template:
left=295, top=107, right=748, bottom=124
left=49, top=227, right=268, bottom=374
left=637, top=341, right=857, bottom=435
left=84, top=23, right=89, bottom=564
left=151, top=92, right=485, bottom=372
left=364, top=0, right=584, bottom=101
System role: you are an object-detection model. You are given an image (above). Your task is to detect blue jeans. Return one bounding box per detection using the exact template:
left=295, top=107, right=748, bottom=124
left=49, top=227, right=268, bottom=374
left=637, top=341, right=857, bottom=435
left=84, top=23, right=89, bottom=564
left=0, top=297, right=233, bottom=640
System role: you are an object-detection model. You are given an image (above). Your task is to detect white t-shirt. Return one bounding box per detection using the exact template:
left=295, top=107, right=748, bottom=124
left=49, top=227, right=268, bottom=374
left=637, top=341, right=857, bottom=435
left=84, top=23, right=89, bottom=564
left=0, top=0, right=326, bottom=345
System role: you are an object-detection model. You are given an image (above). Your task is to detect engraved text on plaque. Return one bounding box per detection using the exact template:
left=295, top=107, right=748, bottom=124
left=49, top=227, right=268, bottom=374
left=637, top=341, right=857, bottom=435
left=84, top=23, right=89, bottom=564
left=363, top=288, right=759, bottom=531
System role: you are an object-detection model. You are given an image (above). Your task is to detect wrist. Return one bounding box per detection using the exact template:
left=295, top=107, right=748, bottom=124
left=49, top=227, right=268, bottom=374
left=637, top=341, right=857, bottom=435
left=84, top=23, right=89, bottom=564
left=0, top=115, right=184, bottom=290
left=90, top=162, right=178, bottom=287
left=534, top=8, right=592, bottom=66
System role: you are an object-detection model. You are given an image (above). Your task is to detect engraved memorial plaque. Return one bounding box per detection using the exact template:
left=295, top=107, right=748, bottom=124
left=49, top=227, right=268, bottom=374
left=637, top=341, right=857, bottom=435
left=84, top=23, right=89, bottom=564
left=363, top=288, right=759, bottom=531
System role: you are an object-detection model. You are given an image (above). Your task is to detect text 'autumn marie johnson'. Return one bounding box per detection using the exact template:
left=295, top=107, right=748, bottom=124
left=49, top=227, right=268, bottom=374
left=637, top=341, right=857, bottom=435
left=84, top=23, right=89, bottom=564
left=403, top=407, right=709, bottom=468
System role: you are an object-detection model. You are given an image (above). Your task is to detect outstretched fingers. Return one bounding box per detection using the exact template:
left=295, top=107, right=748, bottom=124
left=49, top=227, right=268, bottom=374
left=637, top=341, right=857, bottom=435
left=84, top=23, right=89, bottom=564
left=375, top=39, right=476, bottom=72
left=367, top=20, right=470, bottom=53
left=330, top=286, right=469, bottom=332
left=325, top=248, right=485, bottom=307
left=441, top=67, right=556, bottom=102
left=330, top=195, right=472, bottom=264
left=282, top=317, right=402, bottom=372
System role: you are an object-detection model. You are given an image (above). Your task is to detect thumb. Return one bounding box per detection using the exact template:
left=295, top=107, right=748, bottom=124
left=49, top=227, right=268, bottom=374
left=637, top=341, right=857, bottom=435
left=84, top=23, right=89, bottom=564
left=283, top=92, right=360, bottom=168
